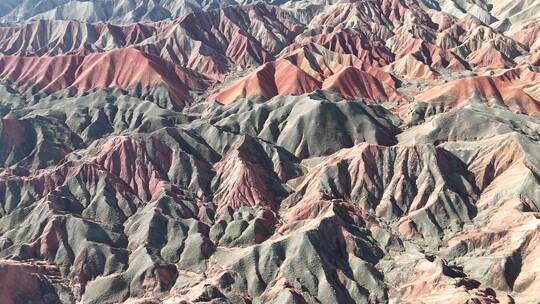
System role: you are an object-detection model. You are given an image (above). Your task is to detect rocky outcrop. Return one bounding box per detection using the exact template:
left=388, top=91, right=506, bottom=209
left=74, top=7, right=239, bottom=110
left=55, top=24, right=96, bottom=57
left=0, top=0, right=539, bottom=303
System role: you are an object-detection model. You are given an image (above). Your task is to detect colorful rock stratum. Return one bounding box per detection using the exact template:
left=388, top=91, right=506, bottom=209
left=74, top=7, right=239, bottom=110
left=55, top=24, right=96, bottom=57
left=0, top=0, right=539, bottom=303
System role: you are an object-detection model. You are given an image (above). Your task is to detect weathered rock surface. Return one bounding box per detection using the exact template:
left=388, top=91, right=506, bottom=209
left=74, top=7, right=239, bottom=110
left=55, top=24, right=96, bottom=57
left=0, top=0, right=539, bottom=303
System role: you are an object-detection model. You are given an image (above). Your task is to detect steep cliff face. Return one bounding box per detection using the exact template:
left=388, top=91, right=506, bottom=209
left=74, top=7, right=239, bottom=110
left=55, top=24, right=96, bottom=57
left=0, top=0, right=538, bottom=303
